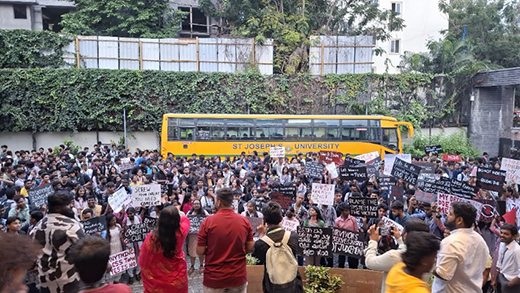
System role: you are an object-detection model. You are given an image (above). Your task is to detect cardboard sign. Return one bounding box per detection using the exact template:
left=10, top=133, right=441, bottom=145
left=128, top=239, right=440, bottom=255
left=348, top=197, right=379, bottom=218
left=28, top=184, right=53, bottom=208
left=383, top=154, right=411, bottom=176
left=81, top=216, right=107, bottom=235
left=188, top=215, right=206, bottom=234
left=390, top=186, right=404, bottom=203
left=311, top=183, right=335, bottom=205
left=297, top=226, right=333, bottom=257
left=381, top=216, right=404, bottom=234
left=437, top=193, right=465, bottom=214
left=326, top=163, right=339, bottom=179
left=108, top=188, right=132, bottom=213
left=344, top=157, right=364, bottom=167
left=339, top=166, right=368, bottom=181
left=319, top=151, right=343, bottom=164
left=450, top=179, right=477, bottom=199
left=123, top=217, right=157, bottom=243
left=441, top=154, right=462, bottom=162
left=271, top=186, right=296, bottom=197
left=281, top=218, right=299, bottom=232
left=414, top=190, right=436, bottom=204
left=305, top=162, right=324, bottom=179
left=379, top=176, right=396, bottom=194
left=132, top=184, right=161, bottom=207
left=419, top=177, right=451, bottom=195
left=270, top=192, right=294, bottom=209
left=247, top=217, right=264, bottom=235
left=355, top=151, right=380, bottom=163
left=109, top=248, right=137, bottom=275
left=269, top=147, right=285, bottom=158
left=390, top=158, right=421, bottom=185
left=425, top=145, right=443, bottom=155
left=331, top=228, right=367, bottom=258
left=119, top=158, right=133, bottom=171
left=500, top=157, right=520, bottom=183
left=476, top=167, right=506, bottom=192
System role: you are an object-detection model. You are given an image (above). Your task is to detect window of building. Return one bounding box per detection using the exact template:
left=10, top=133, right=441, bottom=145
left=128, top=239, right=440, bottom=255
left=391, top=2, right=401, bottom=16
left=390, top=39, right=400, bottom=54
left=179, top=6, right=208, bottom=37
left=13, top=4, right=27, bottom=19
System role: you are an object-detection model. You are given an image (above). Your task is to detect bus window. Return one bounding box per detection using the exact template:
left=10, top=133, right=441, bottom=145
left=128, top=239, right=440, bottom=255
left=256, top=119, right=283, bottom=140
left=180, top=128, right=194, bottom=140
left=382, top=128, right=398, bottom=150
left=226, top=119, right=255, bottom=140
left=314, top=119, right=340, bottom=140
left=285, top=119, right=312, bottom=141
left=167, top=118, right=178, bottom=141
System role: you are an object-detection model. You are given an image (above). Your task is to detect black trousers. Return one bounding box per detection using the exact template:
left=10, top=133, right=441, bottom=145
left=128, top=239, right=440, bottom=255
left=338, top=255, right=359, bottom=269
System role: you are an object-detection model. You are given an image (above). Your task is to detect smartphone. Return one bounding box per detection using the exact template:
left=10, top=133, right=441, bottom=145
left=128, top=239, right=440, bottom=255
left=379, top=226, right=391, bottom=236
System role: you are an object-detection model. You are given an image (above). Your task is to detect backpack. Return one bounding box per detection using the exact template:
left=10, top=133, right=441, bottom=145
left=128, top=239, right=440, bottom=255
left=261, top=231, right=298, bottom=285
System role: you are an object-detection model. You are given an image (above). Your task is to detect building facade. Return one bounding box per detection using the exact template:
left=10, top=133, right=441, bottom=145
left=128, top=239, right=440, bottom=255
left=0, top=0, right=74, bottom=31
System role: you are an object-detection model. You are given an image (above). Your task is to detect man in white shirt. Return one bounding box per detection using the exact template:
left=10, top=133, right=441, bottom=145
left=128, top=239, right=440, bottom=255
left=432, top=201, right=489, bottom=293
left=496, top=224, right=520, bottom=293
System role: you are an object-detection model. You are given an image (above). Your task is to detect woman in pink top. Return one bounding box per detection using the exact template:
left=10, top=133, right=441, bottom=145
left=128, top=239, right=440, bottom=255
left=334, top=202, right=359, bottom=269
left=139, top=206, right=191, bottom=293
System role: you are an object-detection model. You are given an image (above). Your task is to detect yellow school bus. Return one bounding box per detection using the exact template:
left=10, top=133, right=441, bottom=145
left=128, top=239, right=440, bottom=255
left=160, top=114, right=413, bottom=158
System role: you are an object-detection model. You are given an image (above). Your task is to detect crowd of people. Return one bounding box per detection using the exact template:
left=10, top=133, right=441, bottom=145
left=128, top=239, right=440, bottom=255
left=0, top=143, right=519, bottom=293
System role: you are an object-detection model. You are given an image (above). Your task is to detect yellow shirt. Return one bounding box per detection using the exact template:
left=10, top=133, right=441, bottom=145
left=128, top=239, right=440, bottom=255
left=386, top=262, right=431, bottom=293
left=20, top=187, right=28, bottom=197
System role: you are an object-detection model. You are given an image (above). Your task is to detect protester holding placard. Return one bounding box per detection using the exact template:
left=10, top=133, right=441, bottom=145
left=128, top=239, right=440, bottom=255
left=302, top=206, right=325, bottom=266
left=139, top=206, right=191, bottom=293
left=335, top=202, right=360, bottom=269
left=106, top=213, right=124, bottom=283
left=186, top=199, right=209, bottom=275
left=123, top=207, right=142, bottom=285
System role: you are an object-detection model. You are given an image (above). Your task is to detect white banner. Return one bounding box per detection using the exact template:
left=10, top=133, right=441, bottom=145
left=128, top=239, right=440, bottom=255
left=311, top=183, right=335, bottom=205
left=269, top=147, right=285, bottom=158
left=355, top=151, right=379, bottom=163
left=108, top=188, right=132, bottom=213
left=500, top=157, right=520, bottom=183
left=380, top=216, right=404, bottom=234
left=109, top=248, right=137, bottom=275
left=326, top=162, right=339, bottom=179
left=383, top=154, right=412, bottom=176
left=132, top=184, right=161, bottom=207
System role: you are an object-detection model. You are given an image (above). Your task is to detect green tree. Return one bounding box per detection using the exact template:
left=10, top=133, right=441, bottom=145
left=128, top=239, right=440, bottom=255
left=200, top=0, right=404, bottom=73
left=60, top=0, right=187, bottom=38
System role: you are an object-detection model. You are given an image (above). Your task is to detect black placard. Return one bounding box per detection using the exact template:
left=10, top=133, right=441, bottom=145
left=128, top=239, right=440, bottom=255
left=390, top=186, right=404, bottom=203
left=123, top=217, right=157, bottom=242
left=305, top=162, right=324, bottom=179
left=270, top=192, right=294, bottom=209
left=28, top=184, right=53, bottom=208
left=450, top=179, right=477, bottom=199
left=379, top=176, right=396, bottom=193
left=271, top=186, right=296, bottom=197
left=297, top=226, right=332, bottom=257
left=188, top=215, right=206, bottom=234
left=331, top=228, right=367, bottom=258
left=419, top=177, right=451, bottom=194
left=476, top=167, right=506, bottom=192
left=348, top=197, right=378, bottom=217
left=343, top=157, right=365, bottom=167
left=81, top=216, right=107, bottom=235
left=339, top=166, right=368, bottom=181
left=391, top=158, right=421, bottom=185
left=425, top=145, right=443, bottom=155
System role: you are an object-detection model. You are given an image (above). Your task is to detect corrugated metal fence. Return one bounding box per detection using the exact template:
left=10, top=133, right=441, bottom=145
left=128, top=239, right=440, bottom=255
left=62, top=36, right=274, bottom=74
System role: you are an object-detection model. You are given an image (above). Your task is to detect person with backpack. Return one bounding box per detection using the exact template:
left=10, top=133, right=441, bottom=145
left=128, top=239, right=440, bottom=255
left=253, top=202, right=303, bottom=293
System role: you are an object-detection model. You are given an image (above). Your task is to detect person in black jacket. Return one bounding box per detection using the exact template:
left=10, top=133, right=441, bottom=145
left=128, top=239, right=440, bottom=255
left=252, top=202, right=303, bottom=293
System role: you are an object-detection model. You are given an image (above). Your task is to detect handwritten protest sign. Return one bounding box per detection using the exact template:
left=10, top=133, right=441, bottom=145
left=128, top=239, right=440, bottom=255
left=390, top=186, right=404, bottom=202
left=247, top=217, right=264, bottom=236
left=450, top=179, right=477, bottom=199
left=297, top=227, right=332, bottom=257
left=379, top=176, right=396, bottom=194
left=109, top=249, right=137, bottom=275
left=108, top=188, right=132, bottom=213
left=476, top=167, right=506, bottom=192
left=381, top=216, right=404, bottom=234
left=269, top=147, right=285, bottom=158
left=391, top=158, right=421, bottom=185
left=81, top=216, right=107, bottom=235
left=188, top=215, right=206, bottom=234
left=119, top=158, right=133, bottom=171
left=339, top=166, right=368, bottom=181
left=272, top=186, right=296, bottom=197
left=441, top=154, right=462, bottom=162
left=344, top=157, right=364, bottom=167
left=355, top=151, right=380, bottom=163
left=319, top=151, right=343, bottom=165
left=281, top=218, right=299, bottom=232
left=331, top=228, right=367, bottom=258
left=419, top=177, right=451, bottom=195
left=132, top=184, right=161, bottom=207
left=305, top=162, right=324, bottom=179
left=437, top=193, right=465, bottom=214
left=500, top=157, right=520, bottom=183
left=270, top=192, right=294, bottom=209
left=414, top=190, right=436, bottom=204
left=28, top=184, right=53, bottom=208
left=311, top=183, right=335, bottom=205
left=326, top=163, right=339, bottom=179
left=383, top=154, right=411, bottom=176
left=123, top=218, right=157, bottom=243
left=348, top=197, right=378, bottom=217
left=425, top=145, right=443, bottom=155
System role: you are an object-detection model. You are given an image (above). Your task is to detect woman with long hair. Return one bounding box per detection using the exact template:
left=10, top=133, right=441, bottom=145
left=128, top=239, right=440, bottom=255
left=186, top=199, right=209, bottom=275
left=106, top=213, right=124, bottom=283
left=74, top=186, right=88, bottom=213
left=138, top=206, right=190, bottom=293
left=303, top=206, right=325, bottom=266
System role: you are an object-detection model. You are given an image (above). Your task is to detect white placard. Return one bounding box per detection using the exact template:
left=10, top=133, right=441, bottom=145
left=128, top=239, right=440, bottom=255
left=326, top=162, right=339, bottom=179
left=500, top=157, right=520, bottom=183
left=311, top=183, right=334, bottom=205
left=119, top=158, right=133, bottom=170
left=132, top=184, right=161, bottom=207
left=380, top=216, right=404, bottom=234
left=383, top=154, right=412, bottom=176
left=269, top=147, right=285, bottom=158
left=281, top=218, right=299, bottom=232
left=355, top=151, right=379, bottom=163
left=109, top=248, right=137, bottom=275
left=108, top=188, right=132, bottom=213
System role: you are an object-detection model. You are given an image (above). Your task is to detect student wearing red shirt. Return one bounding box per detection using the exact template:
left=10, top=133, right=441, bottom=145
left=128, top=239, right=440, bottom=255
left=71, top=237, right=131, bottom=293
left=197, top=188, right=254, bottom=293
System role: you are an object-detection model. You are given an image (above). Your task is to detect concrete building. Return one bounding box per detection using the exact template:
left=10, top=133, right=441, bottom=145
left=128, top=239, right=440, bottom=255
left=0, top=0, right=74, bottom=31
left=372, top=0, right=448, bottom=74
